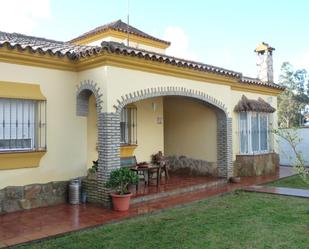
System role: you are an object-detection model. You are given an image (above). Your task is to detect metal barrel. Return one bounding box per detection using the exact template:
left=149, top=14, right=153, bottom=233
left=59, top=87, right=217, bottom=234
left=69, top=179, right=81, bottom=205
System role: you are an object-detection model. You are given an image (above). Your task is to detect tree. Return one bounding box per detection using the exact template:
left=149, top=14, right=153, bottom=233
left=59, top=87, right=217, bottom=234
left=278, top=90, right=301, bottom=128
left=279, top=62, right=295, bottom=89
left=277, top=62, right=309, bottom=128
left=273, top=129, right=309, bottom=184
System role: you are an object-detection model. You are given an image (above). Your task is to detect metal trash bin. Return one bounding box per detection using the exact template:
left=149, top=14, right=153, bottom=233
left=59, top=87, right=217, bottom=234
left=69, top=179, right=81, bottom=205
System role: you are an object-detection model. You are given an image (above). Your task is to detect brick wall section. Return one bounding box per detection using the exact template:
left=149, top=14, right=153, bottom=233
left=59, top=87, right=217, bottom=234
left=96, top=112, right=121, bottom=207
left=216, top=114, right=233, bottom=178
left=227, top=118, right=233, bottom=178
left=82, top=178, right=99, bottom=203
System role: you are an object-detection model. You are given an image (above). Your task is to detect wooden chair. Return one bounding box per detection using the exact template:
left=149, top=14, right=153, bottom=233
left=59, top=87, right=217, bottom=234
left=151, top=151, right=169, bottom=181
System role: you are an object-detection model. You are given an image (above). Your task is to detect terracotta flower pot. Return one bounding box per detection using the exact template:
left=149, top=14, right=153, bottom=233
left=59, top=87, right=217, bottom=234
left=230, top=177, right=241, bottom=183
left=110, top=193, right=132, bottom=211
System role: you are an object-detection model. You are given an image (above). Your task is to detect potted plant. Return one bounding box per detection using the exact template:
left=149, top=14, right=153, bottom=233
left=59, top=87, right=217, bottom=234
left=87, top=160, right=98, bottom=180
left=106, top=167, right=139, bottom=211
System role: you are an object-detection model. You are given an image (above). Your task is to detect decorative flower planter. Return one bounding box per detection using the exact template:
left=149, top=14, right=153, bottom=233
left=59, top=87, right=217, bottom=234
left=110, top=193, right=133, bottom=211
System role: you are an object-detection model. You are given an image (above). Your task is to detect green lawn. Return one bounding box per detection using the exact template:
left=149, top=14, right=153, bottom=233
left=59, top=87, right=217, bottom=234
left=20, top=192, right=309, bottom=249
left=267, top=175, right=309, bottom=189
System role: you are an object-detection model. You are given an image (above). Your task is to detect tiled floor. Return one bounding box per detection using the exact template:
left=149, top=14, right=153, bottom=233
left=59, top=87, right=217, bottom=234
left=0, top=166, right=295, bottom=248
left=131, top=174, right=222, bottom=197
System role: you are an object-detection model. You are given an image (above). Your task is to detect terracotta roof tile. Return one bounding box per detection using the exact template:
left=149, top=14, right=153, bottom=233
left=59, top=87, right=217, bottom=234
left=69, top=19, right=171, bottom=45
left=0, top=31, right=93, bottom=59
left=0, top=31, right=284, bottom=91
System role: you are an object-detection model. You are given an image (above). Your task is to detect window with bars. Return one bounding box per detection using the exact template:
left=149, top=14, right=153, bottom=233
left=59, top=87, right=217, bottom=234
left=0, top=98, right=46, bottom=152
left=120, top=106, right=137, bottom=145
left=239, top=112, right=271, bottom=154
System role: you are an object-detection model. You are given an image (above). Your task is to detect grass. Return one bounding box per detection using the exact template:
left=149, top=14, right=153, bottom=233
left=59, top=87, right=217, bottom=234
left=19, top=191, right=309, bottom=249
left=267, top=175, right=309, bottom=189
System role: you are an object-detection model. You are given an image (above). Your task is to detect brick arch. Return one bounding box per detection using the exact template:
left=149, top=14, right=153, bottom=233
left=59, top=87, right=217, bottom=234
left=76, top=80, right=108, bottom=206
left=109, top=86, right=232, bottom=179
left=76, top=80, right=103, bottom=116
left=113, top=86, right=228, bottom=115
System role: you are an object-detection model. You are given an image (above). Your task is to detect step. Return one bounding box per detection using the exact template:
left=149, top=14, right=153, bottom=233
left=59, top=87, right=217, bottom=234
left=243, top=185, right=309, bottom=198
left=130, top=178, right=227, bottom=204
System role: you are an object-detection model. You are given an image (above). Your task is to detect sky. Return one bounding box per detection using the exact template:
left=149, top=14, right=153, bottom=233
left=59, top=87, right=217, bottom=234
left=0, top=0, right=308, bottom=82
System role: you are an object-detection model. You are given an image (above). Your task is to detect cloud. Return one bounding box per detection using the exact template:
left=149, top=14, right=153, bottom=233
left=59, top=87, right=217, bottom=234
left=0, top=0, right=51, bottom=34
left=163, top=26, right=198, bottom=60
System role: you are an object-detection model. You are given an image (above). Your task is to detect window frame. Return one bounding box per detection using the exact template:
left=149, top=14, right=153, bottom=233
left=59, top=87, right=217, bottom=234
left=238, top=111, right=270, bottom=155
left=120, top=105, right=137, bottom=145
left=0, top=98, right=47, bottom=153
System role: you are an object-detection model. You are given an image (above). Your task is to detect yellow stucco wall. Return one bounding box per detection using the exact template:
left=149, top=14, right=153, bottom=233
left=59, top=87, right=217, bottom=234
left=132, top=97, right=164, bottom=162
left=164, top=96, right=217, bottom=161
left=87, top=94, right=98, bottom=167
left=104, top=66, right=232, bottom=113
left=0, top=62, right=87, bottom=189
left=0, top=59, right=280, bottom=189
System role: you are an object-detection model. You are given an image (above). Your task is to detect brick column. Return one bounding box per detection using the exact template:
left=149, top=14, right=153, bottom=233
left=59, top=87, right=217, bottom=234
left=226, top=117, right=233, bottom=178
left=96, top=112, right=121, bottom=207
left=217, top=113, right=233, bottom=178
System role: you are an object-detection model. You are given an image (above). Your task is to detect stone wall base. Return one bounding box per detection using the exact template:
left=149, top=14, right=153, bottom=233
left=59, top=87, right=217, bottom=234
left=167, top=155, right=218, bottom=176
left=233, top=152, right=279, bottom=177
left=0, top=181, right=68, bottom=214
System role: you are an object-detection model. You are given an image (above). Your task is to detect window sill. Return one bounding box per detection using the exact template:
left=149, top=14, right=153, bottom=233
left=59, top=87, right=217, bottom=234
left=0, top=150, right=46, bottom=170
left=120, top=144, right=137, bottom=158
left=237, top=151, right=275, bottom=156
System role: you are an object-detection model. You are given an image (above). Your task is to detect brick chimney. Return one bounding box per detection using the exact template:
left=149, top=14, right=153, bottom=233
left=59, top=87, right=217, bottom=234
left=255, top=42, right=275, bottom=83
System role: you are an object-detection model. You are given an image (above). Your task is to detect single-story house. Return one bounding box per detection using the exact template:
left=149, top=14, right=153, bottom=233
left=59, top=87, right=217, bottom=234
left=0, top=20, right=284, bottom=212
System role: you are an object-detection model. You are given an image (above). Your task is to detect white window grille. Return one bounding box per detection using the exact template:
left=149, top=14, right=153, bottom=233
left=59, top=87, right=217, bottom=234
left=0, top=98, right=47, bottom=152
left=239, top=112, right=270, bottom=154
left=120, top=106, right=137, bottom=145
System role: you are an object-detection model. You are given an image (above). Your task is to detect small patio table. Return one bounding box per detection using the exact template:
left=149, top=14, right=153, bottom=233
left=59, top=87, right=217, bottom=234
left=131, top=164, right=161, bottom=188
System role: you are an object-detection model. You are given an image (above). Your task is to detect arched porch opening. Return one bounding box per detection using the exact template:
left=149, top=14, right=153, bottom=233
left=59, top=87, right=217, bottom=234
left=76, top=81, right=108, bottom=205
left=111, top=88, right=232, bottom=200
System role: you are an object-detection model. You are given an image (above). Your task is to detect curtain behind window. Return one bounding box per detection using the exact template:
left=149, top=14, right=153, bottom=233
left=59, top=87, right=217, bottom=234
left=251, top=112, right=260, bottom=152
left=260, top=113, right=268, bottom=151
left=239, top=112, right=248, bottom=154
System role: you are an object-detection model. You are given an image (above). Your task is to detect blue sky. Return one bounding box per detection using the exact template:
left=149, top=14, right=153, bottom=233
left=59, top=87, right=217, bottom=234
left=1, top=0, right=309, bottom=81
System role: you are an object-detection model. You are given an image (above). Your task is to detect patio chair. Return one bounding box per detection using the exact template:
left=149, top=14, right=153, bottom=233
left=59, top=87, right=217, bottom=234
left=151, top=151, right=169, bottom=181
